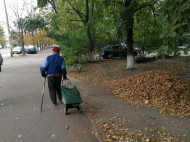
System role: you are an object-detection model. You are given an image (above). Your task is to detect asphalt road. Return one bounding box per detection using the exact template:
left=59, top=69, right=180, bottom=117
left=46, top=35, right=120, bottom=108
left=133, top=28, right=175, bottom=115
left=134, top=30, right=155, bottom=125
left=0, top=49, right=98, bottom=142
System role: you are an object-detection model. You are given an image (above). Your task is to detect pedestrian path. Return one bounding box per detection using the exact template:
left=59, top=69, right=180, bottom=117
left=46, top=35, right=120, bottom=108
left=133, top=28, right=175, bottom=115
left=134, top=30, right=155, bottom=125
left=0, top=49, right=99, bottom=142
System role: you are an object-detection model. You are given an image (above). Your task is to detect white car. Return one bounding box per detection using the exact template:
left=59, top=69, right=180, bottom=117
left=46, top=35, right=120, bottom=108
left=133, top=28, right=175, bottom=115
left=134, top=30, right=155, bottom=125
left=13, top=46, right=22, bottom=54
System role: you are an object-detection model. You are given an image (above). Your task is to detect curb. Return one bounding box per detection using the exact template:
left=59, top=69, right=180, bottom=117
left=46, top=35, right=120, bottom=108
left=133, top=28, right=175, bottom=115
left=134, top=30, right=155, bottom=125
left=84, top=104, right=104, bottom=142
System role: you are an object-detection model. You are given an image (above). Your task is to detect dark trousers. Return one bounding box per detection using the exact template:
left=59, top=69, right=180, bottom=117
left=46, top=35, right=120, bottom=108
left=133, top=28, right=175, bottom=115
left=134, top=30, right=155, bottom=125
left=47, top=76, right=62, bottom=104
left=0, top=65, right=1, bottom=72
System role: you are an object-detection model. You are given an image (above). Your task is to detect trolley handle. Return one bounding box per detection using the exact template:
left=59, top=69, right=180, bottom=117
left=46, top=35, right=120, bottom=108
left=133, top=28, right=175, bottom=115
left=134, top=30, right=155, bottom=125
left=61, top=78, right=71, bottom=86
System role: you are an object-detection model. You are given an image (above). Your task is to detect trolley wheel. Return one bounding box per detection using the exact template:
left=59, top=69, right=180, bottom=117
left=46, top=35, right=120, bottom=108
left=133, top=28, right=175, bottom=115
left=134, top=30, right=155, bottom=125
left=64, top=108, right=68, bottom=115
left=78, top=106, right=82, bottom=113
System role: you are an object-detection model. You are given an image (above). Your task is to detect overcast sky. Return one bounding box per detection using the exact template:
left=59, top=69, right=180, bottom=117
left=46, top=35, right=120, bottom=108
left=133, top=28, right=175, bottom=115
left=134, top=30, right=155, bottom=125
left=0, top=0, right=37, bottom=37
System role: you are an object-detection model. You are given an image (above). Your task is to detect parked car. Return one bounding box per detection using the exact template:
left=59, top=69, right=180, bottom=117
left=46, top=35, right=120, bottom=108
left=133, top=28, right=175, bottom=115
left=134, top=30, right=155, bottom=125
left=25, top=46, right=37, bottom=54
left=99, top=44, right=140, bottom=59
left=99, top=45, right=126, bottom=59
left=13, top=46, right=22, bottom=54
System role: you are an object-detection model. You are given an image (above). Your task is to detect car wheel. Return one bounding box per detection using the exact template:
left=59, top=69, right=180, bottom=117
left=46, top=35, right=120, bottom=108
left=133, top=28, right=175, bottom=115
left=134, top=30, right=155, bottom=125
left=108, top=54, right=113, bottom=59
left=103, top=55, right=108, bottom=59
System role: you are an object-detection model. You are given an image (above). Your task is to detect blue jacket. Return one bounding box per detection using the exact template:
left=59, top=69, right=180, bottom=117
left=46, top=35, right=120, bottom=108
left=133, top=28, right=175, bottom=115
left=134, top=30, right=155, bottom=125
left=40, top=53, right=67, bottom=79
left=0, top=53, right=3, bottom=65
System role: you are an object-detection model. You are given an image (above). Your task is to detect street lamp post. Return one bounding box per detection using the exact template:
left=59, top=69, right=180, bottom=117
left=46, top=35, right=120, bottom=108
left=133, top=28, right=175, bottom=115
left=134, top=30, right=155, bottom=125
left=3, top=0, right=13, bottom=57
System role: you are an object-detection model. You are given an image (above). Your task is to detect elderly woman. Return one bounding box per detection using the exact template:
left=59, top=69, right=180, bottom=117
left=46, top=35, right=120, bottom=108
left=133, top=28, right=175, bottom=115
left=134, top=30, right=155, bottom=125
left=0, top=53, right=3, bottom=72
left=40, top=47, right=67, bottom=106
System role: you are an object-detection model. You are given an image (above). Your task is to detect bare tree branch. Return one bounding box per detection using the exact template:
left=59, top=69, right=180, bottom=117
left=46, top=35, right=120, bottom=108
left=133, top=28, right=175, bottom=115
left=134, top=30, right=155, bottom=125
left=73, top=0, right=86, bottom=17
left=47, top=0, right=58, bottom=14
left=69, top=19, right=85, bottom=22
left=134, top=0, right=158, bottom=12
left=109, top=0, right=124, bottom=5
left=74, top=0, right=80, bottom=13
left=66, top=0, right=86, bottom=25
left=85, top=0, right=89, bottom=24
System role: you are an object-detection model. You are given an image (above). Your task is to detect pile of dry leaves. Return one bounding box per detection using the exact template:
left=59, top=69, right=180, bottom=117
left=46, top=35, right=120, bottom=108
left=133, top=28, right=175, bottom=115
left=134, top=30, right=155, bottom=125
left=109, top=70, right=190, bottom=116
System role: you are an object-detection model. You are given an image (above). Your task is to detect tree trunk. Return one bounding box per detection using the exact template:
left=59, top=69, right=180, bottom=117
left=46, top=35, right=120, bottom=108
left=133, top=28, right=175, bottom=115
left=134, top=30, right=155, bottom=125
left=65, top=0, right=95, bottom=61
left=125, top=0, right=134, bottom=70
left=88, top=52, right=95, bottom=62
left=87, top=27, right=95, bottom=62
left=21, top=30, right=25, bottom=56
left=32, top=32, right=35, bottom=45
left=21, top=40, right=25, bottom=56
left=37, top=43, right=39, bottom=51
left=126, top=24, right=134, bottom=70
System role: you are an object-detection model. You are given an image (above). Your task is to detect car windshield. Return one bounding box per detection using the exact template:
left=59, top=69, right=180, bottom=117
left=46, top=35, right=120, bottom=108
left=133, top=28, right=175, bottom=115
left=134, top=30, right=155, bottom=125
left=26, top=46, right=36, bottom=49
left=103, top=46, right=112, bottom=50
left=102, top=46, right=109, bottom=50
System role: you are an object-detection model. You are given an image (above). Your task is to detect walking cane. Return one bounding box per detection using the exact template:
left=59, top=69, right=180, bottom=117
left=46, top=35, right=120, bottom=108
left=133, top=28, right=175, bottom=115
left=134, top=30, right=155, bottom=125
left=40, top=77, right=46, bottom=113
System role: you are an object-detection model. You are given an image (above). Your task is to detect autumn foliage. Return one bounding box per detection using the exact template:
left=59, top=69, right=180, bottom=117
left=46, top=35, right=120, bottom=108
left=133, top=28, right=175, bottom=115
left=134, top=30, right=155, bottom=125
left=109, top=70, right=190, bottom=116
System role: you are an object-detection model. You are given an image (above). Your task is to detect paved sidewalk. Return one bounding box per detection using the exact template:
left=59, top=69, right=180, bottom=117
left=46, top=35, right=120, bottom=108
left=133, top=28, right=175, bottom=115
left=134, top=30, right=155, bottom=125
left=0, top=49, right=99, bottom=142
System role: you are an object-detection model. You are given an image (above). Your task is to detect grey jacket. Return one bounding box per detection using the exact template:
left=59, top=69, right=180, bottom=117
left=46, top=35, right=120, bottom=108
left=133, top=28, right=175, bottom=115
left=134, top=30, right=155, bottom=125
left=0, top=53, right=3, bottom=65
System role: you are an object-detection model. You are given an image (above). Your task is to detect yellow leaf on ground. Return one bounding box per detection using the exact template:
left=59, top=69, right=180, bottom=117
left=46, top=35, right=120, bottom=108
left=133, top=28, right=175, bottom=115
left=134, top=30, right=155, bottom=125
left=161, top=126, right=167, bottom=129
left=50, top=134, right=55, bottom=137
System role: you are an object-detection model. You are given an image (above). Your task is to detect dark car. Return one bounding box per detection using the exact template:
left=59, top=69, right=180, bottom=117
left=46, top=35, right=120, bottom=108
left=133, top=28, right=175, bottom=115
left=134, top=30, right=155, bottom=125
left=25, top=46, right=37, bottom=54
left=100, top=45, right=139, bottom=59
left=100, top=45, right=127, bottom=59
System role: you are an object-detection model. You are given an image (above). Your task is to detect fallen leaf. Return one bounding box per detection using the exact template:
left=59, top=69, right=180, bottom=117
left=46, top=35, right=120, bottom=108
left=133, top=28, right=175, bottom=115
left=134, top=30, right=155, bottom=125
left=50, top=134, right=55, bottom=137
left=145, top=100, right=149, bottom=104
left=161, top=126, right=167, bottom=130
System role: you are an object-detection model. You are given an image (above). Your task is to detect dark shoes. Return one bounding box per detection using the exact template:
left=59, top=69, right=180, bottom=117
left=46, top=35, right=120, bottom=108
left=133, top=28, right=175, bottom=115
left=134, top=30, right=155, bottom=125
left=53, top=103, right=58, bottom=106
left=53, top=99, right=62, bottom=106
